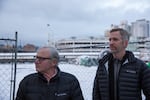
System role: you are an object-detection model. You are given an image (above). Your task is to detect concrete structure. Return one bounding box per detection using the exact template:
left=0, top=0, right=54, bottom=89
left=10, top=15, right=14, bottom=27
left=55, top=37, right=109, bottom=53
left=131, top=19, right=149, bottom=38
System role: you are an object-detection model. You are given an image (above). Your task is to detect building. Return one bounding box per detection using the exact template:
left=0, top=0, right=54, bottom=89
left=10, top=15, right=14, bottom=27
left=55, top=37, right=109, bottom=53
left=119, top=20, right=131, bottom=34
left=22, top=44, right=37, bottom=52
left=131, top=19, right=149, bottom=38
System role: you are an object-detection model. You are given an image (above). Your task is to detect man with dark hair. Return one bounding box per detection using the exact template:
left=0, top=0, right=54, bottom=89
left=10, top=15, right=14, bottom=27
left=16, top=46, right=84, bottom=100
left=93, top=28, right=150, bottom=100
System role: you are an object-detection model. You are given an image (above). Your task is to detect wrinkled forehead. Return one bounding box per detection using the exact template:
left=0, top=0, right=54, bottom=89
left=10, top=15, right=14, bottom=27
left=109, top=31, right=122, bottom=39
left=37, top=48, right=50, bottom=57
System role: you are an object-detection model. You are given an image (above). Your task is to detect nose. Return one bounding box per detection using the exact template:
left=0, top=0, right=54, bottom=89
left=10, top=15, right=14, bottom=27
left=35, top=59, right=40, bottom=64
left=109, top=39, right=113, bottom=45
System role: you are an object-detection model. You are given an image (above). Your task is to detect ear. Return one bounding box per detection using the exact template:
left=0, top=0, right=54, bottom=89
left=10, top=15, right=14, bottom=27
left=124, top=40, right=128, bottom=48
left=51, top=59, right=58, bottom=66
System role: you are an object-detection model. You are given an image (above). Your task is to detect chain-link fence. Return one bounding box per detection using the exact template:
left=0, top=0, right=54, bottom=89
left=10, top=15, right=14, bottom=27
left=0, top=63, right=15, bottom=100
left=0, top=62, right=97, bottom=100
left=0, top=32, right=98, bottom=100
left=0, top=32, right=18, bottom=100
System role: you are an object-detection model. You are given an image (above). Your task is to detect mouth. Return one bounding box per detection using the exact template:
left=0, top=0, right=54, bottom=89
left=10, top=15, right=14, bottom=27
left=110, top=46, right=116, bottom=50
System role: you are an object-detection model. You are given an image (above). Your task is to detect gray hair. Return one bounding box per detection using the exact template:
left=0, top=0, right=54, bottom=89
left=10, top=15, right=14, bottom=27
left=110, top=28, right=130, bottom=41
left=42, top=46, right=60, bottom=62
left=49, top=47, right=59, bottom=61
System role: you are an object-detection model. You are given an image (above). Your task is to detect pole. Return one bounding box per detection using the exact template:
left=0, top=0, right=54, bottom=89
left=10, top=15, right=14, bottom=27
left=12, top=32, right=18, bottom=100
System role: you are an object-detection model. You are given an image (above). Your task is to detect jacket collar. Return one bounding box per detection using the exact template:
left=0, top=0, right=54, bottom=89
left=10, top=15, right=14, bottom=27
left=38, top=66, right=61, bottom=82
left=100, top=51, right=136, bottom=68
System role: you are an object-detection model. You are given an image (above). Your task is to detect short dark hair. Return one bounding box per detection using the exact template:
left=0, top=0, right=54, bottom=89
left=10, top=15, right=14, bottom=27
left=110, top=28, right=130, bottom=41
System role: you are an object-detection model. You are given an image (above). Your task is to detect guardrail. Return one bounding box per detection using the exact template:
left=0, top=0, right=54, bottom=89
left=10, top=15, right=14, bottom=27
left=0, top=53, right=36, bottom=63
left=1, top=51, right=150, bottom=63
left=0, top=52, right=100, bottom=63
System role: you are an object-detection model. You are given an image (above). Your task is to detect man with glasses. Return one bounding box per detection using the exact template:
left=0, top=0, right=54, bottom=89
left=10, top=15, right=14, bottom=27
left=16, top=47, right=84, bottom=100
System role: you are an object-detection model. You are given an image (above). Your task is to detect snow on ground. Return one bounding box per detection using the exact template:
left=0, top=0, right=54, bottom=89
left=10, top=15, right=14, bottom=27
left=0, top=63, right=97, bottom=100
left=16, top=63, right=97, bottom=100
left=0, top=64, right=13, bottom=100
left=0, top=63, right=145, bottom=100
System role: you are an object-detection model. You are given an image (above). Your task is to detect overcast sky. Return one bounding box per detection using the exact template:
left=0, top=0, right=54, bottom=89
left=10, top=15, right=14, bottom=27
left=0, top=0, right=150, bottom=46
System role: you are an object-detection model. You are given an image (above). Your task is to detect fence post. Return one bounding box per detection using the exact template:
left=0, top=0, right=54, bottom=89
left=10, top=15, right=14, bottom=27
left=12, top=32, right=18, bottom=100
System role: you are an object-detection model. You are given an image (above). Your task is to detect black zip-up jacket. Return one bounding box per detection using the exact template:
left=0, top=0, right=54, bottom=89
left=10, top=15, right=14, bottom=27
left=93, top=51, right=150, bottom=100
left=16, top=67, right=84, bottom=100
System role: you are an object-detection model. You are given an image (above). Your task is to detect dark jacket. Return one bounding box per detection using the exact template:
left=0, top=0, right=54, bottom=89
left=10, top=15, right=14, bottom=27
left=93, top=51, right=150, bottom=100
left=16, top=67, right=84, bottom=100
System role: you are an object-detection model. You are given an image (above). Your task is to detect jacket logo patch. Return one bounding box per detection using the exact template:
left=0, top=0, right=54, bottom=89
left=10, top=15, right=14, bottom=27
left=55, top=93, right=67, bottom=96
left=126, top=70, right=136, bottom=74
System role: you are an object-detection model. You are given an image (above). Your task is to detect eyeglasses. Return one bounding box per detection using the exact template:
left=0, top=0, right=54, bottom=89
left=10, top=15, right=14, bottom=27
left=34, top=56, right=52, bottom=62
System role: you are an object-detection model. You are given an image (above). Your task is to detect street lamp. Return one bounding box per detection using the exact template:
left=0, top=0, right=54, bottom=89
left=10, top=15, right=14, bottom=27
left=47, top=24, right=54, bottom=47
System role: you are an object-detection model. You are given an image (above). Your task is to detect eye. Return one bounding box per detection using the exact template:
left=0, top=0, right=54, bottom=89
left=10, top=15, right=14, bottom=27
left=113, top=38, right=118, bottom=41
left=34, top=56, right=51, bottom=61
left=109, top=38, right=111, bottom=41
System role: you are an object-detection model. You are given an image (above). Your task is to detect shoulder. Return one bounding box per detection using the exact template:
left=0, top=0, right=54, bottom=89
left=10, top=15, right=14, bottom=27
left=18, top=73, right=38, bottom=87
left=99, top=52, right=113, bottom=64
left=21, top=73, right=38, bottom=82
left=130, top=56, right=150, bottom=73
left=99, top=49, right=111, bottom=59
left=132, top=56, right=147, bottom=67
left=59, top=71, right=79, bottom=82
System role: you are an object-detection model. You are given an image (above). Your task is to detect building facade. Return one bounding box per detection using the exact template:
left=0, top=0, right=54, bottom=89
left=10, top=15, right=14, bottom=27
left=131, top=19, right=149, bottom=38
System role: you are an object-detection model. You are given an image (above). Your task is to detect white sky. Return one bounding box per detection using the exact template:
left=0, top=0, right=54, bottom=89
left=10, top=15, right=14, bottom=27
left=0, top=0, right=150, bottom=46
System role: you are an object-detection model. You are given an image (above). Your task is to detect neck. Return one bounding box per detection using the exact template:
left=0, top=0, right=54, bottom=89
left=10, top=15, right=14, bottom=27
left=43, top=68, right=57, bottom=81
left=113, top=50, right=126, bottom=60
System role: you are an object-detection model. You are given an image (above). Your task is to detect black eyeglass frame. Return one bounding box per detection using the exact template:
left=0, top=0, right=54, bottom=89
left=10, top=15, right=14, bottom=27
left=34, top=56, right=52, bottom=61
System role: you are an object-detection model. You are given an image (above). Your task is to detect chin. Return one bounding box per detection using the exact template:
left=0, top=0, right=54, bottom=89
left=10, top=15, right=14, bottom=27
left=110, top=49, right=114, bottom=52
left=110, top=50, right=117, bottom=54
